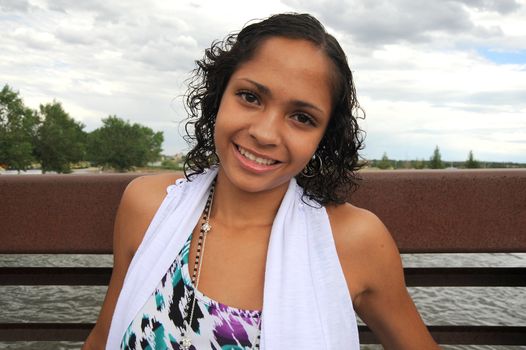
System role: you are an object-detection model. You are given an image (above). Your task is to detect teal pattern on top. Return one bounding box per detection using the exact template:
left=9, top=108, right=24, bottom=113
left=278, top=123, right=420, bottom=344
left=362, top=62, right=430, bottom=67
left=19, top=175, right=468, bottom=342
left=121, top=234, right=262, bottom=350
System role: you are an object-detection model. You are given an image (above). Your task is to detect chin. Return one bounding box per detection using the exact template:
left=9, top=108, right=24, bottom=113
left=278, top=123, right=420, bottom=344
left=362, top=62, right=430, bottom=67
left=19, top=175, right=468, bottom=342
left=218, top=165, right=292, bottom=195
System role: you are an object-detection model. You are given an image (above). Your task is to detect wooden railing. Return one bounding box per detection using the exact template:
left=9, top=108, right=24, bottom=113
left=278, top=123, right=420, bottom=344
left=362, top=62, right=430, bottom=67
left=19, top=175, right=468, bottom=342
left=1, top=169, right=525, bottom=346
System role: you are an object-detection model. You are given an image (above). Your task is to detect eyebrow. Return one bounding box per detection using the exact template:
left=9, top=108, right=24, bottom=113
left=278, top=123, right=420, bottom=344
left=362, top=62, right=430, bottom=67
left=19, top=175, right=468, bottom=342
left=240, top=78, right=271, bottom=96
left=238, top=78, right=325, bottom=114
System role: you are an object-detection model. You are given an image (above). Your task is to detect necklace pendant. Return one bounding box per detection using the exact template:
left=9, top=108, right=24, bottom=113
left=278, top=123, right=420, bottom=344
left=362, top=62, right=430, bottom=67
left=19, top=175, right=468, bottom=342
left=202, top=222, right=211, bottom=234
left=180, top=335, right=192, bottom=350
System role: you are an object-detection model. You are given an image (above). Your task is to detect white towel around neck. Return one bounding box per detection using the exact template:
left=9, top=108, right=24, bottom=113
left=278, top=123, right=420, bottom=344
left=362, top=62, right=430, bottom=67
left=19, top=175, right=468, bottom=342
left=106, top=167, right=359, bottom=349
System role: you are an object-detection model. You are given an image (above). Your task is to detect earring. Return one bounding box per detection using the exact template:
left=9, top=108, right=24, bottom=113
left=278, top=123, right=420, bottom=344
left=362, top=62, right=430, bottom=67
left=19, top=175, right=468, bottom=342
left=301, top=153, right=323, bottom=178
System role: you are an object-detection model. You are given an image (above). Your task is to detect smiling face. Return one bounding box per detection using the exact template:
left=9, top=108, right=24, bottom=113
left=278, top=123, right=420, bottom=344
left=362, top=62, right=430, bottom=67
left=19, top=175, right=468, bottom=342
left=214, top=37, right=334, bottom=195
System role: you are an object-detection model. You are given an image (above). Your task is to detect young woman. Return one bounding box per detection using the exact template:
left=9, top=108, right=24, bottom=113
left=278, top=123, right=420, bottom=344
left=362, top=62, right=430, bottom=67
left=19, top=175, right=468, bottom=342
left=83, top=13, right=440, bottom=350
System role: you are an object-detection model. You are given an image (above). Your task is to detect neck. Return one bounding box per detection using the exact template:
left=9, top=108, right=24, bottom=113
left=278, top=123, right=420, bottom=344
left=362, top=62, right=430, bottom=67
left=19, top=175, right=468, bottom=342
left=210, top=167, right=290, bottom=230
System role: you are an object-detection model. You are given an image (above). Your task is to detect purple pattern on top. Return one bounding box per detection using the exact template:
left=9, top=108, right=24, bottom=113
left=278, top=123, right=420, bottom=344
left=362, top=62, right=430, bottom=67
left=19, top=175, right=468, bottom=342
left=121, top=234, right=262, bottom=350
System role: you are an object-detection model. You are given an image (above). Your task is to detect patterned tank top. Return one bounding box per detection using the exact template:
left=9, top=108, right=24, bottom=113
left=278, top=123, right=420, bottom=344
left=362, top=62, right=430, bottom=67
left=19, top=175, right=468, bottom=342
left=121, top=234, right=262, bottom=349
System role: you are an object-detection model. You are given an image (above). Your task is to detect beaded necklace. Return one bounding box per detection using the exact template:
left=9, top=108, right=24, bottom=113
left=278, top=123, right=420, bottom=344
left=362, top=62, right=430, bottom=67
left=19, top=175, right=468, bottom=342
left=180, top=179, right=261, bottom=350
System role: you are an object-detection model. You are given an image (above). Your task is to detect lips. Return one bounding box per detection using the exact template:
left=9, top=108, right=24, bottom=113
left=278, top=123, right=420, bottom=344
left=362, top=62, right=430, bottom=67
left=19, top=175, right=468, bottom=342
left=236, top=145, right=278, bottom=166
left=232, top=143, right=282, bottom=173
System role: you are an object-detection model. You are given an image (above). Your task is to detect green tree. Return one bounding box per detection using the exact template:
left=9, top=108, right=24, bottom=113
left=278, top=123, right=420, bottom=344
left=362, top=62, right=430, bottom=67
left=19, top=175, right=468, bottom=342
left=87, top=115, right=164, bottom=172
left=413, top=159, right=426, bottom=169
left=465, top=150, right=480, bottom=169
left=402, top=160, right=412, bottom=169
left=377, top=152, right=392, bottom=170
left=429, top=145, right=444, bottom=169
left=34, top=101, right=86, bottom=173
left=0, top=84, right=39, bottom=172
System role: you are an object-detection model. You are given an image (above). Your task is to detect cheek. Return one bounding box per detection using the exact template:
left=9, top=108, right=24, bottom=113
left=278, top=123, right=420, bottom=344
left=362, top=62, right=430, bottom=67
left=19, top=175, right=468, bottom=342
left=214, top=94, right=239, bottom=133
left=292, top=136, right=323, bottom=166
left=213, top=106, right=240, bottom=157
left=213, top=119, right=228, bottom=158
left=213, top=104, right=231, bottom=143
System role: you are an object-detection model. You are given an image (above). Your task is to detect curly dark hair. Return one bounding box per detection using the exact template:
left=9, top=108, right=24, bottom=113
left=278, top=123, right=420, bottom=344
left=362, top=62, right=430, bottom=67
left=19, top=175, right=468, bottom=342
left=183, top=13, right=365, bottom=205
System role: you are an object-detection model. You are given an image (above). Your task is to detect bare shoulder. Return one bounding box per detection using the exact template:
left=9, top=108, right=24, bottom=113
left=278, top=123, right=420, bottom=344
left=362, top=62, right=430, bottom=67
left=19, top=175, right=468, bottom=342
left=116, top=172, right=183, bottom=257
left=82, top=172, right=183, bottom=349
left=325, top=206, right=439, bottom=348
left=326, top=203, right=397, bottom=259
left=326, top=203, right=402, bottom=300
left=123, top=172, right=182, bottom=206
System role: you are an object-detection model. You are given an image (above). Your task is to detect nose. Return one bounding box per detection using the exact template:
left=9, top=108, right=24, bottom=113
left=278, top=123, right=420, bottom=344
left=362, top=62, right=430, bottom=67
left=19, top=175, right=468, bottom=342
left=248, top=108, right=282, bottom=147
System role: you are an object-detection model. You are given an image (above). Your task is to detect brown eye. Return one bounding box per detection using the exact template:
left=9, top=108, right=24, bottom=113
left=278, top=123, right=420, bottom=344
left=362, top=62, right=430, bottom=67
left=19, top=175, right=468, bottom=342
left=292, top=113, right=315, bottom=126
left=237, top=90, right=260, bottom=105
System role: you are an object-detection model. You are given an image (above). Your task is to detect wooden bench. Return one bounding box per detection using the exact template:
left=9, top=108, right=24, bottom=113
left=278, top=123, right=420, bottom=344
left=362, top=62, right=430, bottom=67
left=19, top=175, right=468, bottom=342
left=1, top=169, right=525, bottom=346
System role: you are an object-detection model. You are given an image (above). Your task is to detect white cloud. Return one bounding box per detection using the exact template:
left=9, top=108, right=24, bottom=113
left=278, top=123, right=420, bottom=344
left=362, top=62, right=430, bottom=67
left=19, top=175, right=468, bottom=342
left=282, top=0, right=518, bottom=47
left=0, top=0, right=524, bottom=162
left=0, top=0, right=31, bottom=12
left=456, top=0, right=521, bottom=14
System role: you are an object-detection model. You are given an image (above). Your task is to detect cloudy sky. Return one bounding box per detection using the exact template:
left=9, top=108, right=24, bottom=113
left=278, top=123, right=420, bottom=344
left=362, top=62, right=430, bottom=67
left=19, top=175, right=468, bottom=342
left=1, top=0, right=525, bottom=162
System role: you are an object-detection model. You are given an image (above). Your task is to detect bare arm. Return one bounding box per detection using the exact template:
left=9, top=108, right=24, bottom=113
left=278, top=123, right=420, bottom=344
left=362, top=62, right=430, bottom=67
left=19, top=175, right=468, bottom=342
left=82, top=173, right=179, bottom=349
left=329, top=205, right=440, bottom=350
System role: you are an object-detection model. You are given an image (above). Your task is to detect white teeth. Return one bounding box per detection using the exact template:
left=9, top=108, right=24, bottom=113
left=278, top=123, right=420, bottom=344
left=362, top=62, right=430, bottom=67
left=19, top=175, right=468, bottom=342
left=238, top=146, right=277, bottom=166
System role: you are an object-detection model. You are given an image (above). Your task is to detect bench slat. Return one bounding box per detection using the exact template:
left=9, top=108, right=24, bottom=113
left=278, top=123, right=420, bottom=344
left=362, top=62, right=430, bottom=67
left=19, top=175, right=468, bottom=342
left=1, top=267, right=525, bottom=286
left=0, top=323, right=92, bottom=342
left=0, top=267, right=112, bottom=286
left=404, top=267, right=526, bottom=286
left=0, top=323, right=524, bottom=345
left=358, top=325, right=526, bottom=345
left=2, top=171, right=526, bottom=254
